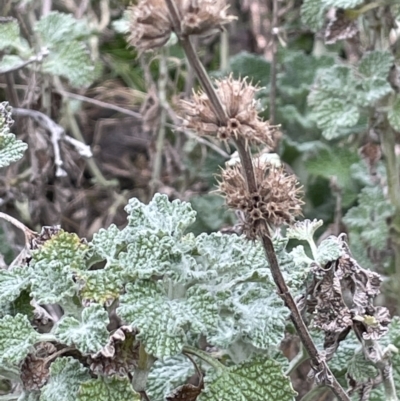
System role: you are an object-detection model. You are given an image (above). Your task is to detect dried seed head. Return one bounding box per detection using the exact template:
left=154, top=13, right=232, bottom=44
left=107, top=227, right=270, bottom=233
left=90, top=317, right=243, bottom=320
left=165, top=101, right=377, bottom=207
left=218, top=161, right=303, bottom=238
left=179, top=0, right=236, bottom=36
left=128, top=0, right=172, bottom=51
left=179, top=76, right=278, bottom=148
left=129, top=0, right=235, bottom=51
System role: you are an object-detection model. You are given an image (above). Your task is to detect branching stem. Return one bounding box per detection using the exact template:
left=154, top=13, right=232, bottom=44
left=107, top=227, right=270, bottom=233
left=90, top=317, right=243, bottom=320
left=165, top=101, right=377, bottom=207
left=164, top=1, right=351, bottom=399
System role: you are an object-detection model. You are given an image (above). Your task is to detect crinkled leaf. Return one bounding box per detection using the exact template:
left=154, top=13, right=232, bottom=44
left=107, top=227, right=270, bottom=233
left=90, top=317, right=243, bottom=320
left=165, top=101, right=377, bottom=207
left=34, top=12, right=89, bottom=46
left=40, top=357, right=90, bottom=401
left=287, top=219, right=323, bottom=242
left=19, top=391, right=40, bottom=401
left=316, top=237, right=342, bottom=265
left=0, top=314, right=39, bottom=365
left=344, top=186, right=394, bottom=251
left=0, top=102, right=27, bottom=167
left=233, top=285, right=288, bottom=350
left=55, top=304, right=109, bottom=354
left=0, top=55, right=25, bottom=73
left=147, top=355, right=195, bottom=401
left=112, top=10, right=130, bottom=34
left=76, top=266, right=124, bottom=305
left=77, top=376, right=139, bottom=401
left=122, top=194, right=196, bottom=238
left=117, top=281, right=218, bottom=358
left=389, top=94, right=400, bottom=131
left=0, top=19, right=21, bottom=50
left=90, top=224, right=124, bottom=264
left=356, top=77, right=393, bottom=107
left=287, top=245, right=313, bottom=293
left=311, top=97, right=360, bottom=139
left=347, top=350, right=378, bottom=382
left=301, top=0, right=326, bottom=31
left=358, top=51, right=394, bottom=78
left=30, top=231, right=87, bottom=303
left=0, top=131, right=28, bottom=167
left=118, top=234, right=176, bottom=279
left=42, top=40, right=95, bottom=87
left=198, top=357, right=296, bottom=401
left=0, top=267, right=30, bottom=309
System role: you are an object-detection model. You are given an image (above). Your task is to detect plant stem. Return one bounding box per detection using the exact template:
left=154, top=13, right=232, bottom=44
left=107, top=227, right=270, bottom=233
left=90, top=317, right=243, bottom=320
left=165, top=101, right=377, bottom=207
left=183, top=345, right=225, bottom=370
left=379, top=119, right=400, bottom=311
left=300, top=385, right=329, bottom=401
left=269, top=0, right=278, bottom=126
left=150, top=48, right=168, bottom=197
left=164, top=1, right=350, bottom=399
left=285, top=343, right=309, bottom=376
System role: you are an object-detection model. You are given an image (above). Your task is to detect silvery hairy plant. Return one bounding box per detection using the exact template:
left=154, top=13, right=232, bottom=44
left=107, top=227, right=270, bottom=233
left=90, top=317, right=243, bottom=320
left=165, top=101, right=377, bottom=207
left=0, top=1, right=400, bottom=401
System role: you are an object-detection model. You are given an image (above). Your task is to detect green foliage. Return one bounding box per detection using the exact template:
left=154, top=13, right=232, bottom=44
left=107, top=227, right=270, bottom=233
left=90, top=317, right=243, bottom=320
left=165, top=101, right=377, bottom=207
left=0, top=314, right=39, bottom=366
left=29, top=231, right=88, bottom=304
left=344, top=186, right=394, bottom=251
left=0, top=267, right=30, bottom=309
left=55, top=304, right=109, bottom=354
left=198, top=357, right=296, bottom=401
left=389, top=94, right=400, bottom=131
left=77, top=377, right=139, bottom=401
left=146, top=355, right=195, bottom=401
left=40, top=357, right=90, bottom=401
left=0, top=102, right=27, bottom=168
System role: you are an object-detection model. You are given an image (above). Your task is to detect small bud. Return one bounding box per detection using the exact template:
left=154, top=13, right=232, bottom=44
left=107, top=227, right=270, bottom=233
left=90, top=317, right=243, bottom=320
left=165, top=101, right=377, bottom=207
left=218, top=161, right=303, bottom=238
left=179, top=76, right=278, bottom=148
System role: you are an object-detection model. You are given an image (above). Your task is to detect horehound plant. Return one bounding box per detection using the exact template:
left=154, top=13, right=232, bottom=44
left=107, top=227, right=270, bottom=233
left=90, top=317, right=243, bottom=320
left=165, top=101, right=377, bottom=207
left=0, top=2, right=400, bottom=401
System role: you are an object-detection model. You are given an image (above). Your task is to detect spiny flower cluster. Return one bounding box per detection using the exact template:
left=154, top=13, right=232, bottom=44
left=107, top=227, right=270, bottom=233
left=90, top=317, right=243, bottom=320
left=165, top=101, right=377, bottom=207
left=179, top=76, right=278, bottom=148
left=129, top=0, right=235, bottom=51
left=218, top=161, right=303, bottom=238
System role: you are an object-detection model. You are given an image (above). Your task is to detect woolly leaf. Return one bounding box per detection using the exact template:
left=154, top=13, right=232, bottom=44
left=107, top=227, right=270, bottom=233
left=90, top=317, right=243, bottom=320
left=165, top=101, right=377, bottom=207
left=34, top=12, right=89, bottom=46
left=118, top=234, right=176, bottom=279
left=198, top=357, right=296, bottom=401
left=55, top=304, right=109, bottom=354
left=117, top=281, right=218, bottom=358
left=327, top=331, right=360, bottom=374
left=358, top=51, right=394, bottom=78
left=287, top=219, right=323, bottom=242
left=0, top=314, right=39, bottom=365
left=0, top=55, right=25, bottom=73
left=40, top=357, right=90, bottom=401
left=90, top=224, right=124, bottom=264
left=77, top=376, right=139, bottom=401
left=232, top=285, right=288, bottom=350
left=310, top=97, right=359, bottom=139
left=344, top=186, right=394, bottom=251
left=316, top=237, right=342, bottom=265
left=30, top=231, right=87, bottom=304
left=347, top=350, right=378, bottom=382
left=301, top=0, right=326, bottom=31
left=19, top=392, right=40, bottom=401
left=0, top=267, right=30, bottom=309
left=389, top=94, right=400, bottom=131
left=146, top=355, right=195, bottom=401
left=356, top=77, right=393, bottom=107
left=122, top=193, right=196, bottom=238
left=0, top=102, right=27, bottom=167
left=76, top=266, right=124, bottom=305
left=42, top=41, right=95, bottom=87
left=0, top=19, right=21, bottom=50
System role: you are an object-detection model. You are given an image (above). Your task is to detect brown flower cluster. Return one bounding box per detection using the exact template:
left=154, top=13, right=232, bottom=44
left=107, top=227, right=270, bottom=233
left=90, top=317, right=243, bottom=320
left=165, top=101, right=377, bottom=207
left=179, top=76, right=278, bottom=148
left=218, top=161, right=303, bottom=238
left=129, top=0, right=235, bottom=51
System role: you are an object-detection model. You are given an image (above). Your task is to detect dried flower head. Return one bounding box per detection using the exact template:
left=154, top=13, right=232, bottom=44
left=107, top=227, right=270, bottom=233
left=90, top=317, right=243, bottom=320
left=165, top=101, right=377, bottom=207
left=129, top=0, right=235, bottom=51
left=179, top=76, right=278, bottom=148
left=218, top=161, right=303, bottom=238
left=129, top=0, right=172, bottom=51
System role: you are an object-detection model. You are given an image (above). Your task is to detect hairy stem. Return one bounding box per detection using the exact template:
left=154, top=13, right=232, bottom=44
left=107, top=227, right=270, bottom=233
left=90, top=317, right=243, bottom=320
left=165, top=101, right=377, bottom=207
left=164, top=1, right=351, bottom=399
left=183, top=345, right=225, bottom=371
